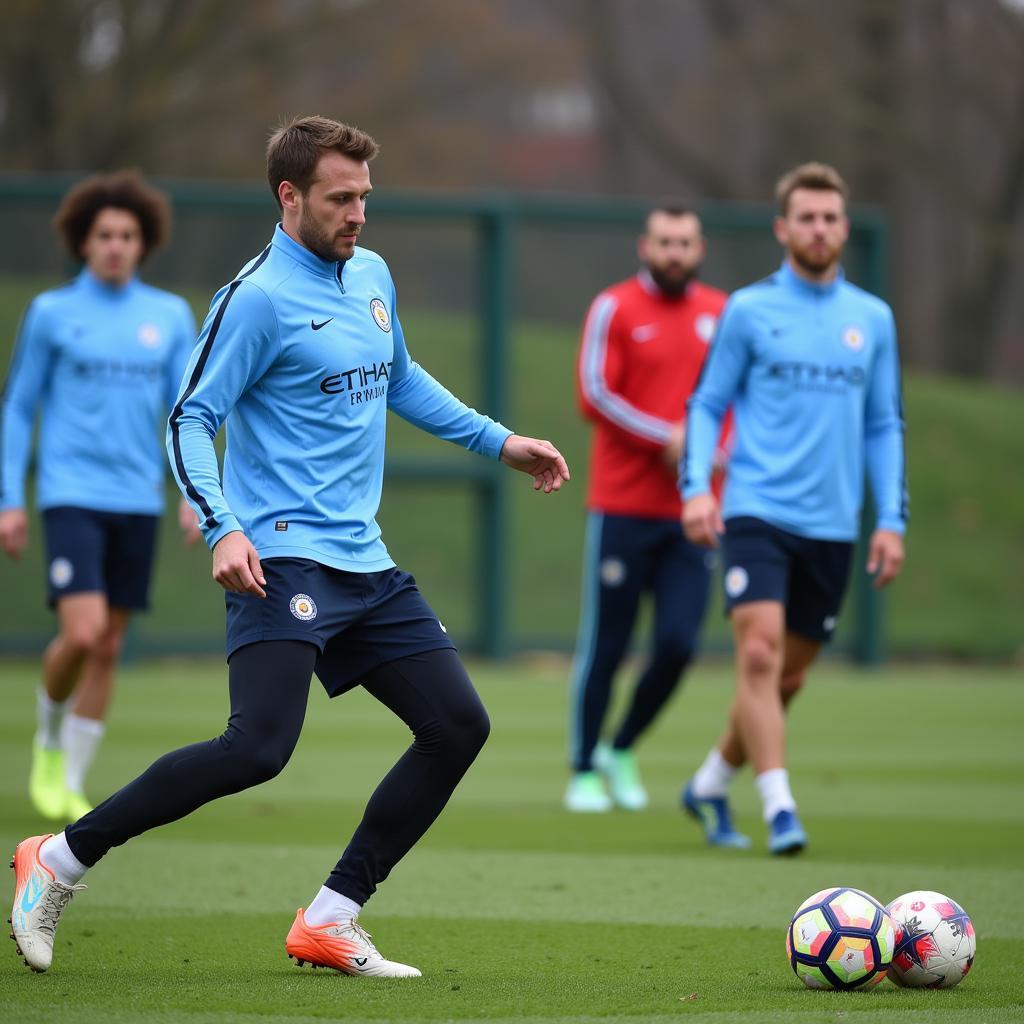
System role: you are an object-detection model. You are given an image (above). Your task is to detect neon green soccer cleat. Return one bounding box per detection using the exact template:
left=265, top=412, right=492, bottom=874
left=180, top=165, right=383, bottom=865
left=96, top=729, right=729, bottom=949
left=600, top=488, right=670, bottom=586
left=564, top=771, right=612, bottom=813
left=594, top=743, right=649, bottom=811
left=28, top=746, right=67, bottom=821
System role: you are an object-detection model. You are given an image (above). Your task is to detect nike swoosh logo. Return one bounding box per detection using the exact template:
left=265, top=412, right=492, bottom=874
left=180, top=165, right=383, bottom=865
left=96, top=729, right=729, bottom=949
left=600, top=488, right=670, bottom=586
left=311, top=318, right=333, bottom=331
left=20, top=875, right=45, bottom=914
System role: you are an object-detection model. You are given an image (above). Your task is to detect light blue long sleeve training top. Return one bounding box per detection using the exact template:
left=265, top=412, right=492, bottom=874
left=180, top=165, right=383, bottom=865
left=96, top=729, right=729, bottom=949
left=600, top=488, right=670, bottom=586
left=1, top=269, right=195, bottom=514
left=168, top=225, right=512, bottom=572
left=682, top=261, right=907, bottom=541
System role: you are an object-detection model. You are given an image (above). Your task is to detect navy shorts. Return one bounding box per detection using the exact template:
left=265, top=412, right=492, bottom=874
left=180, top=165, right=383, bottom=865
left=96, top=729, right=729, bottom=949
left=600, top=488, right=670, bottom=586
left=41, top=506, right=159, bottom=610
left=225, top=558, right=456, bottom=696
left=720, top=516, right=854, bottom=643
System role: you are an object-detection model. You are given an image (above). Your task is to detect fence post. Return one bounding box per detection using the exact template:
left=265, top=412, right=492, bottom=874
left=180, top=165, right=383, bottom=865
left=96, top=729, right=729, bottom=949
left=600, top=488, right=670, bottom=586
left=851, top=215, right=890, bottom=666
left=477, top=203, right=512, bottom=657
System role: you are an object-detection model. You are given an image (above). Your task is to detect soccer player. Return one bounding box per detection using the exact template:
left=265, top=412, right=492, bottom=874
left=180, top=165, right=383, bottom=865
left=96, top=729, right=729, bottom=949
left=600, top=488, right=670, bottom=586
left=0, top=171, right=200, bottom=823
left=10, top=115, right=570, bottom=978
left=680, top=162, right=907, bottom=854
left=567, top=207, right=729, bottom=813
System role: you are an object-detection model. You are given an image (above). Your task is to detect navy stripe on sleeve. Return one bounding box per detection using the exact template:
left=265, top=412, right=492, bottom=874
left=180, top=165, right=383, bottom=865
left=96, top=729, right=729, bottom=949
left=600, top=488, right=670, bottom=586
left=897, top=384, right=909, bottom=525
left=169, top=246, right=270, bottom=528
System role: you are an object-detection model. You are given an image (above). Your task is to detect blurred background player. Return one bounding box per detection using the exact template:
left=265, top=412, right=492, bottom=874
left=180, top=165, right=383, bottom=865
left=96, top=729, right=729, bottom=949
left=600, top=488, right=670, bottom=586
left=10, top=115, right=570, bottom=979
left=0, top=171, right=200, bottom=822
left=567, top=207, right=729, bottom=813
left=680, top=162, right=907, bottom=853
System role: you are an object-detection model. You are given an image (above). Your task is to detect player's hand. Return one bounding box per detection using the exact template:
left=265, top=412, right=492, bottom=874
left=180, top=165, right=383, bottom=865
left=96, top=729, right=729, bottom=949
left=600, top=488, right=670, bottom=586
left=661, top=422, right=685, bottom=471
left=682, top=492, right=723, bottom=548
left=212, top=530, right=266, bottom=598
left=866, top=528, right=904, bottom=589
left=178, top=498, right=203, bottom=546
left=499, top=435, right=570, bottom=493
left=0, top=507, right=28, bottom=560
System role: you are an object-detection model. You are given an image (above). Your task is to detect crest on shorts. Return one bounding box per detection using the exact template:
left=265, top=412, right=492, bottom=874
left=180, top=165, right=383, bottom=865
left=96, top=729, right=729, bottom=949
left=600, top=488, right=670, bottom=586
left=50, top=557, right=74, bottom=589
left=289, top=594, right=317, bottom=621
left=842, top=325, right=864, bottom=351
left=822, top=615, right=837, bottom=633
left=725, top=566, right=749, bottom=598
left=370, top=298, right=391, bottom=332
left=137, top=323, right=162, bottom=348
left=600, top=557, right=626, bottom=587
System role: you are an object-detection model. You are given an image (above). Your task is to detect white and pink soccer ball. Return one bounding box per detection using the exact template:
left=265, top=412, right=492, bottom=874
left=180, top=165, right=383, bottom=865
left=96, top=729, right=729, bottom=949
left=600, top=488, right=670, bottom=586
left=885, top=890, right=976, bottom=988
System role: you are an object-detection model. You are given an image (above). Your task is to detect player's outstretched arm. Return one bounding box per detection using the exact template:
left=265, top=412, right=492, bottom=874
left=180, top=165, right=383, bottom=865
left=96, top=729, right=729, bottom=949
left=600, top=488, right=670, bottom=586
left=866, top=528, right=904, bottom=590
left=0, top=507, right=28, bottom=559
left=212, top=530, right=266, bottom=598
left=682, top=492, right=723, bottom=548
left=499, top=435, right=570, bottom=493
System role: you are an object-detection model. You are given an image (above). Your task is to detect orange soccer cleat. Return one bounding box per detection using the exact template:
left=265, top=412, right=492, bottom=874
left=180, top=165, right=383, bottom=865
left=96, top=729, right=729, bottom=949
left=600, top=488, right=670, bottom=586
left=285, top=908, right=421, bottom=978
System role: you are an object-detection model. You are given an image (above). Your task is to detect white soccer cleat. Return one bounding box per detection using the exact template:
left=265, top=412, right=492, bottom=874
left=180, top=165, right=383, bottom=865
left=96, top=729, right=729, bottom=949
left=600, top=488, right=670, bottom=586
left=593, top=743, right=649, bottom=811
left=9, top=834, right=86, bottom=973
left=285, top=909, right=421, bottom=978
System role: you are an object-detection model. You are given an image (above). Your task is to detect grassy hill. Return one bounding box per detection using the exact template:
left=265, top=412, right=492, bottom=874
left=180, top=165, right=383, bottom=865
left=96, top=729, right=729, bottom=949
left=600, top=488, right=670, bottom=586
left=1, top=278, right=1021, bottom=659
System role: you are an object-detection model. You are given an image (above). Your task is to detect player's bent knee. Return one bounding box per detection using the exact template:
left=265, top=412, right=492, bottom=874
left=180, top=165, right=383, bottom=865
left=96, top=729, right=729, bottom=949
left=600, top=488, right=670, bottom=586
left=63, top=622, right=107, bottom=657
left=442, top=701, right=490, bottom=766
left=461, top=702, right=491, bottom=754
left=737, top=636, right=782, bottom=682
left=238, top=745, right=291, bottom=786
left=218, top=727, right=296, bottom=787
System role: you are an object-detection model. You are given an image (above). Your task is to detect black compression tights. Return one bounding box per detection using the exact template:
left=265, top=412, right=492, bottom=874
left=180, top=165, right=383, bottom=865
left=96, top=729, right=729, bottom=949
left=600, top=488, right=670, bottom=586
left=65, top=642, right=489, bottom=904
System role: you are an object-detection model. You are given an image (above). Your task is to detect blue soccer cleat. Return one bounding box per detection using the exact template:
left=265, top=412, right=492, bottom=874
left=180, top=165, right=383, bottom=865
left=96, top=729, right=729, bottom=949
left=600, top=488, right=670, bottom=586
left=681, top=780, right=752, bottom=849
left=768, top=808, right=808, bottom=856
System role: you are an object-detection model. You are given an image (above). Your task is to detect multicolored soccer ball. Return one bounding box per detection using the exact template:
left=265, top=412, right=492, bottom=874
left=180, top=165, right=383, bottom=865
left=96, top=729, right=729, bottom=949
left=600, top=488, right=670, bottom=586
left=885, top=890, right=976, bottom=988
left=787, top=887, right=898, bottom=990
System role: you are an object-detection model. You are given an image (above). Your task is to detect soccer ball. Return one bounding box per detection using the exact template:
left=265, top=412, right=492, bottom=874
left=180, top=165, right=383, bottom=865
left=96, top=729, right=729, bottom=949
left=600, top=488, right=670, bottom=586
left=787, top=887, right=898, bottom=990
left=885, top=891, right=976, bottom=988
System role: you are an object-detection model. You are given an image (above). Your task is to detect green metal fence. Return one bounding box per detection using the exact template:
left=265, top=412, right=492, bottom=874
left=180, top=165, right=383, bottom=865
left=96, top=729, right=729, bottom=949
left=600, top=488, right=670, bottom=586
left=0, top=176, right=887, bottom=662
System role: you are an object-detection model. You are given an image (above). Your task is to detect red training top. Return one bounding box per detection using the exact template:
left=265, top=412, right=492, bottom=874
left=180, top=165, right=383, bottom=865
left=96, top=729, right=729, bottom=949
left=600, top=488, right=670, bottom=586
left=577, top=270, right=731, bottom=519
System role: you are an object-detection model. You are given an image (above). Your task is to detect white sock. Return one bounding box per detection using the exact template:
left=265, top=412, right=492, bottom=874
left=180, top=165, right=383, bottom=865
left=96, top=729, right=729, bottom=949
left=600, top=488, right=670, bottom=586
left=39, top=832, right=88, bottom=885
left=305, top=886, right=362, bottom=927
left=62, top=714, right=105, bottom=795
left=756, top=768, right=797, bottom=822
left=691, top=747, right=738, bottom=798
left=35, top=687, right=69, bottom=750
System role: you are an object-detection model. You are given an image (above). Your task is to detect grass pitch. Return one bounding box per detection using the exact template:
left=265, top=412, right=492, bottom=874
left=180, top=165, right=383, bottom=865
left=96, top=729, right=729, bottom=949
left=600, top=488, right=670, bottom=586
left=1, top=656, right=1022, bottom=1023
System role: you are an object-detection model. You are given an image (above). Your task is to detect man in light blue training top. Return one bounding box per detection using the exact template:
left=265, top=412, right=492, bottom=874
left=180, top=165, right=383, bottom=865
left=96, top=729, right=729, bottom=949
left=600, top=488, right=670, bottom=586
left=10, top=115, right=570, bottom=979
left=0, top=171, right=200, bottom=823
left=679, top=162, right=907, bottom=856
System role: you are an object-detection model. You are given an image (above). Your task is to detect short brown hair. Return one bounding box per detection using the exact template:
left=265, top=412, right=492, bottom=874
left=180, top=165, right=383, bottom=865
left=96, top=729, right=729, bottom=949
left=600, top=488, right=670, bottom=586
left=775, top=162, right=849, bottom=215
left=646, top=204, right=698, bottom=228
left=266, top=115, right=379, bottom=209
left=53, top=169, right=170, bottom=262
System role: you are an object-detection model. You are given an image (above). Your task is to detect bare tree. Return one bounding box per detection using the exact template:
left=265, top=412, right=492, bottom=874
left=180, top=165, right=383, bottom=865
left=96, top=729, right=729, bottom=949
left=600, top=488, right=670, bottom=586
left=569, top=0, right=1024, bottom=379
left=580, top=0, right=739, bottom=199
